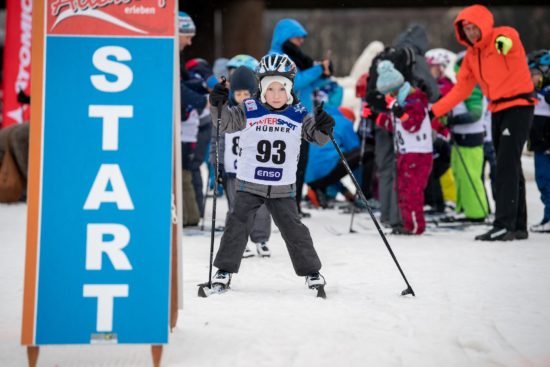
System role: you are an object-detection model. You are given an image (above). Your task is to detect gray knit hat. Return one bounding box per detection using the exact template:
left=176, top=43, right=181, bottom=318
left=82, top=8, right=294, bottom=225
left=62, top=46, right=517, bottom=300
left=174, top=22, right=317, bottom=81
left=376, top=60, right=405, bottom=94
left=178, top=11, right=196, bottom=36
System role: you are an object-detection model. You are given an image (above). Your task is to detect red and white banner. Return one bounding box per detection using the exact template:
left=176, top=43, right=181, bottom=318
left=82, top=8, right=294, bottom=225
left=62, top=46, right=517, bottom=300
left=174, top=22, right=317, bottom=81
left=47, top=0, right=173, bottom=36
left=1, top=0, right=32, bottom=128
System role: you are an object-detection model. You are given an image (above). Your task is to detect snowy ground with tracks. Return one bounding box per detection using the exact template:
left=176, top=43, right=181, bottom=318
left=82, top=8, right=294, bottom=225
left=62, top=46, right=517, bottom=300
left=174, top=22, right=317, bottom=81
left=1, top=157, right=550, bottom=367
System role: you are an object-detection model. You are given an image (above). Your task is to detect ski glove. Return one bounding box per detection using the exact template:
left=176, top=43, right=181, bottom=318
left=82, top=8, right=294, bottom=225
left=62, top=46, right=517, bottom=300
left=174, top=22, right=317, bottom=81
left=209, top=82, right=229, bottom=106
left=314, top=106, right=335, bottom=135
left=391, top=103, right=405, bottom=118
left=495, top=35, right=513, bottom=56
left=366, top=91, right=389, bottom=113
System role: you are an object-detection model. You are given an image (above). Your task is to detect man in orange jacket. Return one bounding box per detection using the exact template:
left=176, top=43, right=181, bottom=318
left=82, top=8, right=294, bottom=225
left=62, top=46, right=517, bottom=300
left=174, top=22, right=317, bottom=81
left=431, top=4, right=536, bottom=241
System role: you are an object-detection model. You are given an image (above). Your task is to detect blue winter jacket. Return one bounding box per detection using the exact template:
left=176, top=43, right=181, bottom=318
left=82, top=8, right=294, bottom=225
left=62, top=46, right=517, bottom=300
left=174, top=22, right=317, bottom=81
left=268, top=19, right=324, bottom=113
left=305, top=106, right=360, bottom=183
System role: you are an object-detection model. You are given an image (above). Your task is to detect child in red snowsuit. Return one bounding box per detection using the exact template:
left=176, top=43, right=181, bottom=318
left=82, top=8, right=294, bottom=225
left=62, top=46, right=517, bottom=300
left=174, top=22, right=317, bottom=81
left=376, top=60, right=433, bottom=234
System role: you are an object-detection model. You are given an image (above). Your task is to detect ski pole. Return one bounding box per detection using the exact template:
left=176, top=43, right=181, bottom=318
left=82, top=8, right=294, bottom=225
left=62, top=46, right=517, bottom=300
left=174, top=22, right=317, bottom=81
left=450, top=135, right=489, bottom=218
left=328, top=131, right=416, bottom=296
left=199, top=167, right=211, bottom=231
left=198, top=77, right=225, bottom=297
left=349, top=112, right=368, bottom=233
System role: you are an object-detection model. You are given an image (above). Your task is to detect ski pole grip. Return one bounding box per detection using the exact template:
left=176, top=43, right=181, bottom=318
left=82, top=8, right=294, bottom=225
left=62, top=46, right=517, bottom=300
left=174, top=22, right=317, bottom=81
left=218, top=76, right=228, bottom=112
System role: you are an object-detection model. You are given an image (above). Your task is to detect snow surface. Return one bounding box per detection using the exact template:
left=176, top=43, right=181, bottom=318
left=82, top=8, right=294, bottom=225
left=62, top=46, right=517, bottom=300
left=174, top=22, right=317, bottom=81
left=1, top=157, right=550, bottom=367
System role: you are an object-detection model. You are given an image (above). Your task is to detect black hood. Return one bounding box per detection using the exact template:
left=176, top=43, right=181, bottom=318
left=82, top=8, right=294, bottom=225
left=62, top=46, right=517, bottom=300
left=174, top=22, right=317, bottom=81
left=393, top=24, right=429, bottom=55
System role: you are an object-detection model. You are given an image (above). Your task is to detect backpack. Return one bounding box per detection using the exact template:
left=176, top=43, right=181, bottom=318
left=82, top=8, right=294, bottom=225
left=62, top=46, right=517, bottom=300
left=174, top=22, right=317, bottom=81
left=371, top=47, right=416, bottom=85
left=366, top=47, right=416, bottom=112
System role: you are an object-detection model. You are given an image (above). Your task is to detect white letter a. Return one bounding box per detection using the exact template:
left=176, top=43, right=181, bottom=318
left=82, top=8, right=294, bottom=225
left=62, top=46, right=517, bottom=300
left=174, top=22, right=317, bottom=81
left=84, top=164, right=134, bottom=210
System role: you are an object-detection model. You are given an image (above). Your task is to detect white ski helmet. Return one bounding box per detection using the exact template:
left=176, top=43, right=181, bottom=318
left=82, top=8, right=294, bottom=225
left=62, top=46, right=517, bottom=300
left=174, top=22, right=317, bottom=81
left=256, top=53, right=297, bottom=81
left=425, top=48, right=453, bottom=69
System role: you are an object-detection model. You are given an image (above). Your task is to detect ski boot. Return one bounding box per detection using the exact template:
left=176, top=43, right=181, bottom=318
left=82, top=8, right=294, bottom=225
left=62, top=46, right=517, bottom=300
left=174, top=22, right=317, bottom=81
left=306, top=272, right=327, bottom=299
left=256, top=242, right=271, bottom=257
left=197, top=270, right=232, bottom=297
left=242, top=244, right=256, bottom=258
left=475, top=227, right=515, bottom=241
left=530, top=220, right=550, bottom=233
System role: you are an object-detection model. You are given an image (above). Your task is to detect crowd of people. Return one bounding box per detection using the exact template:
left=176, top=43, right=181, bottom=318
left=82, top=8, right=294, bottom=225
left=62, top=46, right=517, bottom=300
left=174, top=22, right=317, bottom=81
left=1, top=6, right=547, bottom=293
left=176, top=5, right=549, bottom=291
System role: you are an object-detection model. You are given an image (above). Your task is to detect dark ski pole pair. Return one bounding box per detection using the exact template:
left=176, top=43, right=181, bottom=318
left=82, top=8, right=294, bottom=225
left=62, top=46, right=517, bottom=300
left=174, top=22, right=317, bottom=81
left=198, top=98, right=415, bottom=297
left=198, top=77, right=226, bottom=298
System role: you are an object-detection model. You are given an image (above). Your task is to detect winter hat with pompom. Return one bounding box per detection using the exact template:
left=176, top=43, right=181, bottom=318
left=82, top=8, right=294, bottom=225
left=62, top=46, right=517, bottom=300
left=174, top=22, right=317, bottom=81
left=376, top=60, right=405, bottom=94
left=178, top=11, right=196, bottom=36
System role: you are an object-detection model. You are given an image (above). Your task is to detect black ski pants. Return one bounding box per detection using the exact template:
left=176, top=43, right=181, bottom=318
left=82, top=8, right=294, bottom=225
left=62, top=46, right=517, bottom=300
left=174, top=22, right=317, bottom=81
left=491, top=105, right=533, bottom=231
left=214, top=191, right=322, bottom=276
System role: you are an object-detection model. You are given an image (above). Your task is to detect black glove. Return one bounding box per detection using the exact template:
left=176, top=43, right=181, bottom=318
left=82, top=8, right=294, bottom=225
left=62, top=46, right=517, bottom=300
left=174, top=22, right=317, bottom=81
left=209, top=82, right=229, bottom=106
left=366, top=91, right=388, bottom=113
left=314, top=105, right=335, bottom=135
left=391, top=103, right=405, bottom=118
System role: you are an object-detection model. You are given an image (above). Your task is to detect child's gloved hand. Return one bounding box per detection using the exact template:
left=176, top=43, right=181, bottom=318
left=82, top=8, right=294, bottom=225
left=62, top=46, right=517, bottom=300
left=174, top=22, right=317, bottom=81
left=314, top=104, right=335, bottom=135
left=209, top=81, right=229, bottom=106
left=390, top=103, right=405, bottom=118
left=430, top=115, right=449, bottom=138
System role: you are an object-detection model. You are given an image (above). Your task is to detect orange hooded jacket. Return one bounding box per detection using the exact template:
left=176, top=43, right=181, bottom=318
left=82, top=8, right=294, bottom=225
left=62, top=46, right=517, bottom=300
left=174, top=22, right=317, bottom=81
left=432, top=5, right=535, bottom=116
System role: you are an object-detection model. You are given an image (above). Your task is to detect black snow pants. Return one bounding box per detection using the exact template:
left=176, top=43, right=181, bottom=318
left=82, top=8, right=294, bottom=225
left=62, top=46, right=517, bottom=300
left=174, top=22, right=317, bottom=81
left=491, top=105, right=534, bottom=231
left=214, top=191, right=321, bottom=276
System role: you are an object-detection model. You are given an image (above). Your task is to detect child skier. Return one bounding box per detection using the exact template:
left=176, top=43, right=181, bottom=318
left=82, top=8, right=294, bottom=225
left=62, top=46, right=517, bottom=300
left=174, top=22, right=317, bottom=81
left=207, top=53, right=335, bottom=293
left=376, top=60, right=433, bottom=235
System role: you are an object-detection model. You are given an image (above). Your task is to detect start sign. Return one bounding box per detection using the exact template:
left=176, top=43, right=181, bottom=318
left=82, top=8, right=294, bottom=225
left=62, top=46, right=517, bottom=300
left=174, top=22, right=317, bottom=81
left=22, top=0, right=176, bottom=345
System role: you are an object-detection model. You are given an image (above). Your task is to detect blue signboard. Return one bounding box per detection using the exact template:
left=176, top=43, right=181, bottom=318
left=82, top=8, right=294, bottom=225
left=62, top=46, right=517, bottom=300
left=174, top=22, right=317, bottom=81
left=31, top=35, right=174, bottom=344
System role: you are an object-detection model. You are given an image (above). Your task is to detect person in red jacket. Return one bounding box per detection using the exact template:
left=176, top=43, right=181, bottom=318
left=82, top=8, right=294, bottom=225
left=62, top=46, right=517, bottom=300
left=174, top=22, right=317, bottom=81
left=431, top=4, right=536, bottom=241
left=376, top=61, right=433, bottom=235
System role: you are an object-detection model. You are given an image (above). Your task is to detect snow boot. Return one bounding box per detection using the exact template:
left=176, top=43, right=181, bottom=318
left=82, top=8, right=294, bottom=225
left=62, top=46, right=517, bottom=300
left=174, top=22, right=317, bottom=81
left=256, top=242, right=271, bottom=257
left=242, top=244, right=255, bottom=258
left=306, top=272, right=326, bottom=289
left=530, top=220, right=550, bottom=233
left=212, top=270, right=232, bottom=289
left=391, top=226, right=413, bottom=235
left=514, top=230, right=529, bottom=240
left=475, top=227, right=515, bottom=241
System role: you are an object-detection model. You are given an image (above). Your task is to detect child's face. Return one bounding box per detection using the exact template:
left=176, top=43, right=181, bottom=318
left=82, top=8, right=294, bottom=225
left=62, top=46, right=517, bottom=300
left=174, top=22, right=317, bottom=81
left=264, top=82, right=287, bottom=109
left=429, top=65, right=443, bottom=79
left=234, top=90, right=251, bottom=104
